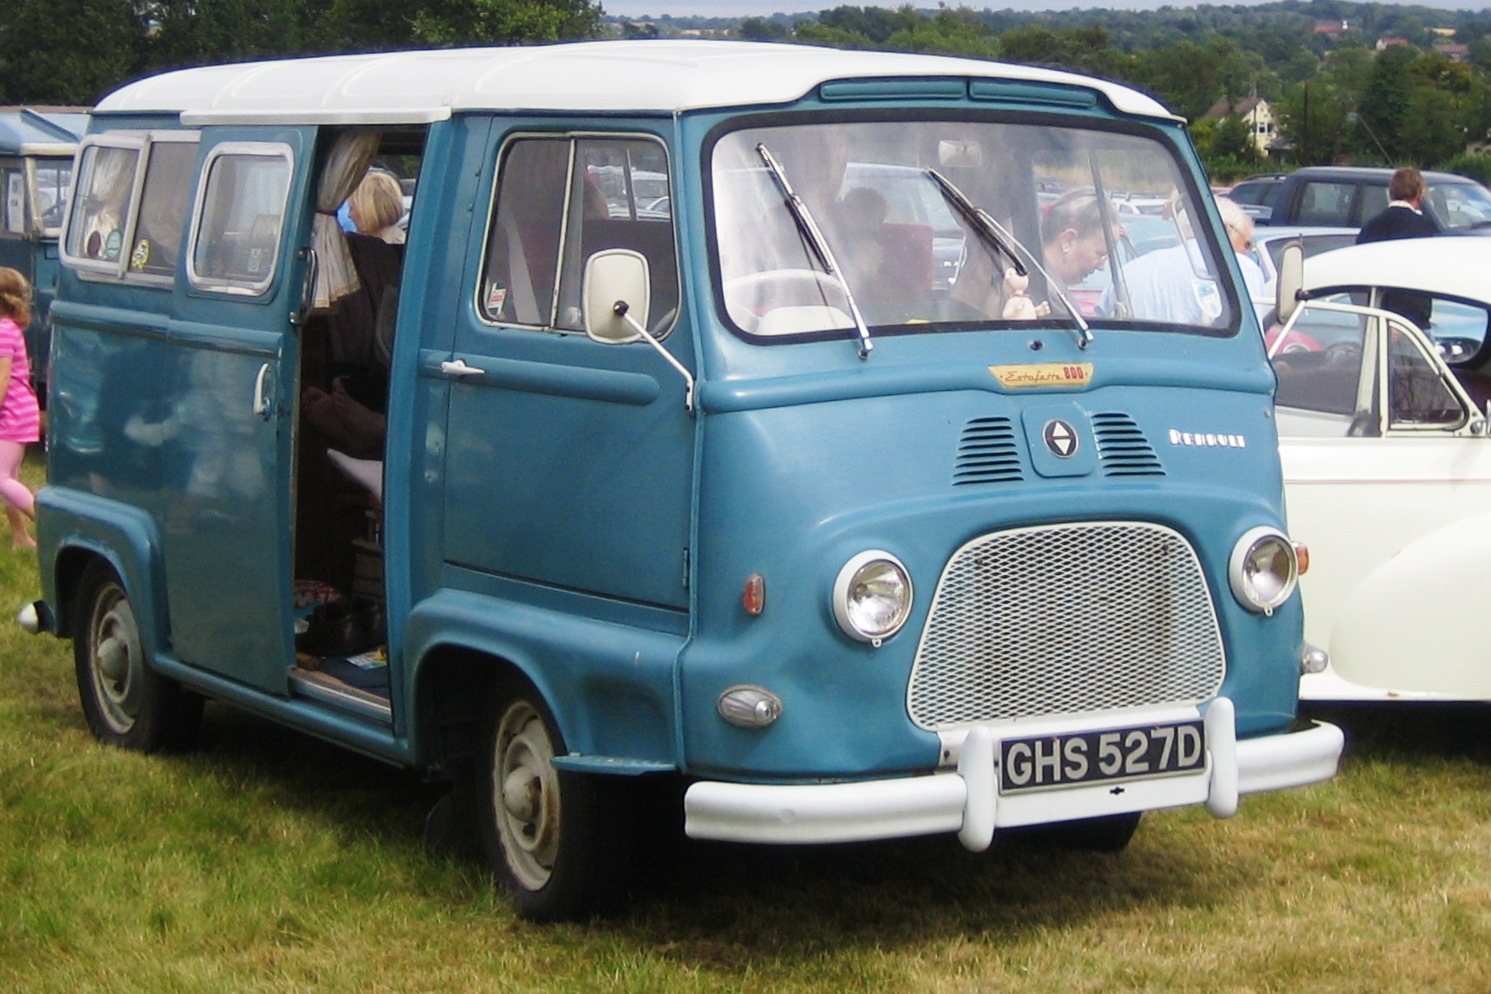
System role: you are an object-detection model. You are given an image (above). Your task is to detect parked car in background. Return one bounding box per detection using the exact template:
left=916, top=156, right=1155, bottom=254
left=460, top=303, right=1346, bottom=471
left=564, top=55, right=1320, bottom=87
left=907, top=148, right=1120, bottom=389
left=0, top=106, right=88, bottom=404
left=1266, top=238, right=1491, bottom=701
left=1244, top=224, right=1356, bottom=328
left=1257, top=166, right=1491, bottom=233
left=1226, top=172, right=1287, bottom=222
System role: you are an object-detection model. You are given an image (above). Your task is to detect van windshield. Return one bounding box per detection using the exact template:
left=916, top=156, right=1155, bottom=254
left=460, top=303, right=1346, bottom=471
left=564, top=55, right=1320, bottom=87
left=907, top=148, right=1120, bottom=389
left=711, top=118, right=1238, bottom=342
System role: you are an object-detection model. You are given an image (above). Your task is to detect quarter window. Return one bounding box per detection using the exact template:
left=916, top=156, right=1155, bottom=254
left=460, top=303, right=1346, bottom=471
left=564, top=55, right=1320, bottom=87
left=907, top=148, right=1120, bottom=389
left=63, top=141, right=141, bottom=271
left=479, top=135, right=678, bottom=335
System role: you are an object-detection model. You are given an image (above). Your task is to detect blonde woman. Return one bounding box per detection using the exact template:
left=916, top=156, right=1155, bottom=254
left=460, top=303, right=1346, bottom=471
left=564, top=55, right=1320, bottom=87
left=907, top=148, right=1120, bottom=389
left=347, top=170, right=407, bottom=245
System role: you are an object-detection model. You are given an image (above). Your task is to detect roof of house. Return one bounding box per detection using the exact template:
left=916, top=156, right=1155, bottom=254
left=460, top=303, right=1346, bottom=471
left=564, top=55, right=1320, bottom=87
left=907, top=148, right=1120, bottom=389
left=1201, top=95, right=1270, bottom=120
left=92, top=40, right=1177, bottom=126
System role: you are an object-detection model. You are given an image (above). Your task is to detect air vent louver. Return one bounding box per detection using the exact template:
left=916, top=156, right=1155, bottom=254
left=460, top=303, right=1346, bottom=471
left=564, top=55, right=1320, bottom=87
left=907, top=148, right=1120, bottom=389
left=954, top=417, right=1023, bottom=485
left=1093, top=412, right=1163, bottom=477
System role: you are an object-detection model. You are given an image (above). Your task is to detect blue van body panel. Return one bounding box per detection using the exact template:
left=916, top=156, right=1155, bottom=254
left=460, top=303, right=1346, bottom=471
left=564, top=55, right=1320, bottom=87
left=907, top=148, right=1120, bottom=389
left=679, top=363, right=1296, bottom=778
left=35, top=487, right=169, bottom=652
left=402, top=584, right=684, bottom=766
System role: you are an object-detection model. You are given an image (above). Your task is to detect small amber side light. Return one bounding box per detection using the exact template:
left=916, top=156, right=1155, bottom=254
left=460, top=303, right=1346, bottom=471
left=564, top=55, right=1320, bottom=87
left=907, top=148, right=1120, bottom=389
left=742, top=573, right=765, bottom=616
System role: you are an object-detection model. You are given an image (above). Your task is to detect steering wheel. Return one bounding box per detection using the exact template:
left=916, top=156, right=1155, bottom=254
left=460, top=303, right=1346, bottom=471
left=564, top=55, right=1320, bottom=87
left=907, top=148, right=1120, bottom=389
left=723, top=267, right=843, bottom=299
left=1324, top=341, right=1361, bottom=367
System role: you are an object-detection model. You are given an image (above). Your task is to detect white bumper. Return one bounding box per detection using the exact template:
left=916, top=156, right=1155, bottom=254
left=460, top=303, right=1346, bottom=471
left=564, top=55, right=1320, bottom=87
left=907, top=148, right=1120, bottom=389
left=683, top=697, right=1344, bottom=851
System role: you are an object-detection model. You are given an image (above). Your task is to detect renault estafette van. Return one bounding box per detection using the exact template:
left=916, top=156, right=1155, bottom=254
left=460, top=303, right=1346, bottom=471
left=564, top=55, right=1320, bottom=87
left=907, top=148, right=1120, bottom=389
left=25, top=41, right=1343, bottom=920
left=0, top=106, right=88, bottom=402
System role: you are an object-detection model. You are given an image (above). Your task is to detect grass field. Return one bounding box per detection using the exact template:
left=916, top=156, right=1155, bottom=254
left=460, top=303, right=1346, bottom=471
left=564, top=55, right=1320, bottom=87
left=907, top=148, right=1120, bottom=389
left=4, top=457, right=1491, bottom=992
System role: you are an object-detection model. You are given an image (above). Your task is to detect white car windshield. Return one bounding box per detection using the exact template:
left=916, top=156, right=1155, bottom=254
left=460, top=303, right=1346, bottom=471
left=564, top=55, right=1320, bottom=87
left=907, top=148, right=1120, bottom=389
left=710, top=117, right=1238, bottom=342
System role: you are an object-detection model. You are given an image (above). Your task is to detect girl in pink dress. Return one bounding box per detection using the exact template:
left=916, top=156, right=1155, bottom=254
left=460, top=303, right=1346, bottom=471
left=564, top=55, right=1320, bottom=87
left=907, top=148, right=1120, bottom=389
left=0, top=268, right=41, bottom=549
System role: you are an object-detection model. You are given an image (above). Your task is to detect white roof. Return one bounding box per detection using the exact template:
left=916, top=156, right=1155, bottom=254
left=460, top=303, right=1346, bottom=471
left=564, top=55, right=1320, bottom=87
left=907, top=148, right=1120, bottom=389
left=93, top=40, right=1175, bottom=126
left=1303, top=236, right=1491, bottom=304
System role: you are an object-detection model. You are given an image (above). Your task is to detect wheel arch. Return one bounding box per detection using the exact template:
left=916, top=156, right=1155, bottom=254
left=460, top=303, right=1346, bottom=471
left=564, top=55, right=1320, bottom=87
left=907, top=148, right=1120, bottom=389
left=41, top=490, right=171, bottom=658
left=401, top=589, right=683, bottom=778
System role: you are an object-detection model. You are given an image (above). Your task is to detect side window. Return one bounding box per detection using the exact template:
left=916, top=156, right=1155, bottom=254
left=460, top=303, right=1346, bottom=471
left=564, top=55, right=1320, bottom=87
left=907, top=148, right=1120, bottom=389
left=34, top=159, right=72, bottom=235
left=1388, top=329, right=1462, bottom=428
left=1, top=160, right=25, bottom=236
left=189, top=144, right=292, bottom=295
left=1295, top=182, right=1353, bottom=226
left=63, top=141, right=141, bottom=270
left=128, top=140, right=199, bottom=279
left=62, top=135, right=196, bottom=282
left=480, top=134, right=678, bottom=335
left=1357, top=183, right=1389, bottom=225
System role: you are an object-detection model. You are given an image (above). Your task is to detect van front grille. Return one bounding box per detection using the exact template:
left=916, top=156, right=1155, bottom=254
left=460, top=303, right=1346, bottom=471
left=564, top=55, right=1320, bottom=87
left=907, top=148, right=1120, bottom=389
left=907, top=522, right=1225, bottom=729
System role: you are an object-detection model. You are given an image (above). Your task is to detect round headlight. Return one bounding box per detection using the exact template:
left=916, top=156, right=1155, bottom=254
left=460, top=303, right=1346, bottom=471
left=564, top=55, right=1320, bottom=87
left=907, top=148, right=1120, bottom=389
left=1229, top=526, right=1299, bottom=614
left=833, top=551, right=913, bottom=645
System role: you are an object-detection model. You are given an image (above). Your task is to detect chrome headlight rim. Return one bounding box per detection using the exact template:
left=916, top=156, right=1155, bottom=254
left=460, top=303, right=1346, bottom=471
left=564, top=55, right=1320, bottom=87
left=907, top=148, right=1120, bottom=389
left=1229, top=525, right=1299, bottom=614
left=832, top=550, right=913, bottom=646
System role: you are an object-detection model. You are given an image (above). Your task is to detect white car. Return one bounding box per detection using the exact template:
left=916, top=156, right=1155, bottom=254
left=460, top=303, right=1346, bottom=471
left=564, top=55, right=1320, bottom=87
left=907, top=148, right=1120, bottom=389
left=1267, top=237, right=1491, bottom=700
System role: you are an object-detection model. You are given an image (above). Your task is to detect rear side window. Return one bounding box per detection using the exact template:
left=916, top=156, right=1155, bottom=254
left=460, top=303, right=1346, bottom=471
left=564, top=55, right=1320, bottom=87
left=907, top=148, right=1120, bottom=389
left=479, top=134, right=678, bottom=336
left=62, top=134, right=199, bottom=283
left=129, top=139, right=199, bottom=279
left=188, top=143, right=293, bottom=295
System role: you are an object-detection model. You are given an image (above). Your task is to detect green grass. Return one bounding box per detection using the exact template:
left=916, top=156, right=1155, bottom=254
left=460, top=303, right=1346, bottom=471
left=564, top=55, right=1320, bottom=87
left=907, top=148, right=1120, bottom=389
left=5, top=456, right=1491, bottom=991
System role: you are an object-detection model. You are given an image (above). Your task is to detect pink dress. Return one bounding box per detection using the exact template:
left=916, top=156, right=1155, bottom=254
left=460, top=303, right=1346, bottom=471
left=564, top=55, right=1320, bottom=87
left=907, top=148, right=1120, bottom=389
left=0, top=318, right=40, bottom=443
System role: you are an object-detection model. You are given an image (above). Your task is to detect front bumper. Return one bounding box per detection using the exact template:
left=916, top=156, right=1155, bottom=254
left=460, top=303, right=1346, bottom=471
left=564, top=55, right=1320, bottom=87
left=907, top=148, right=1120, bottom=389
left=683, top=697, right=1344, bottom=851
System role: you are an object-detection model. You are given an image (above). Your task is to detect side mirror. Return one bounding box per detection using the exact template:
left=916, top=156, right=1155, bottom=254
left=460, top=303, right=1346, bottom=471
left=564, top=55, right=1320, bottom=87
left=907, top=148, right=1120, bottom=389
left=580, top=248, right=696, bottom=414
left=582, top=248, right=650, bottom=345
left=1275, top=240, right=1305, bottom=326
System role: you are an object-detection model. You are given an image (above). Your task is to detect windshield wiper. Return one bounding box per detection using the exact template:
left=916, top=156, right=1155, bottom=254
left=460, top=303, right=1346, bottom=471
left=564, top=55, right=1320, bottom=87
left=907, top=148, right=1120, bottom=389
left=926, top=169, right=1092, bottom=349
left=756, top=143, right=874, bottom=359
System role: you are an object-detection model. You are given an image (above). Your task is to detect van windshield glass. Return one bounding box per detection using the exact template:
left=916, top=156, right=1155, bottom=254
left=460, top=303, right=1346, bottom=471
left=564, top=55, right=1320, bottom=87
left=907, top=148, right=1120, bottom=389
left=711, top=118, right=1236, bottom=341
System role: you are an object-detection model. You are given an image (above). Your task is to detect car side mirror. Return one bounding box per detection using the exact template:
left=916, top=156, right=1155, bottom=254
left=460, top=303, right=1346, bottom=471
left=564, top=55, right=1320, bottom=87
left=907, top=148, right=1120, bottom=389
left=582, top=248, right=650, bottom=345
left=1275, top=241, right=1305, bottom=326
left=581, top=248, right=695, bottom=414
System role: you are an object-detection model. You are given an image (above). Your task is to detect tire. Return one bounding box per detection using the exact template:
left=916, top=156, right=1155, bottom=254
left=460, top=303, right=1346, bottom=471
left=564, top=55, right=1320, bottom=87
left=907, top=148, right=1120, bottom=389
left=474, top=681, right=636, bottom=921
left=73, top=560, right=203, bottom=752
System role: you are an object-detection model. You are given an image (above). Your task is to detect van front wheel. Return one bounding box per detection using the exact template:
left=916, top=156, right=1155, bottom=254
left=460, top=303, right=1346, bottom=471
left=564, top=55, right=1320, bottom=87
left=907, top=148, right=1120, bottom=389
left=475, top=684, right=635, bottom=921
left=73, top=561, right=202, bottom=752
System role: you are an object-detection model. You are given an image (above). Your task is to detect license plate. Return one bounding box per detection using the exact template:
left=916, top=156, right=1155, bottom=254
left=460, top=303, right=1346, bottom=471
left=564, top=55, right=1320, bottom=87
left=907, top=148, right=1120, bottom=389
left=998, top=720, right=1205, bottom=793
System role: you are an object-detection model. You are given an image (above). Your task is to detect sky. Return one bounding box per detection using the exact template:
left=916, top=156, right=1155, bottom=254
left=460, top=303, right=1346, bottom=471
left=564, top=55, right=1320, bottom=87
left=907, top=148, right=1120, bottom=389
left=606, top=0, right=1491, bottom=15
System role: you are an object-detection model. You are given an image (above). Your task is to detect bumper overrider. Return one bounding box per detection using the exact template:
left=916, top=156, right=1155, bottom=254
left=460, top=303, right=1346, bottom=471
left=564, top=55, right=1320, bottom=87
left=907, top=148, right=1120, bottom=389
left=683, top=698, right=1344, bottom=850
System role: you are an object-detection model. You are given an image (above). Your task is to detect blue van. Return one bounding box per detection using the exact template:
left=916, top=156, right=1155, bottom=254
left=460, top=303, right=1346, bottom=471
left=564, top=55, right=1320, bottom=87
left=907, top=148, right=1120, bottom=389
left=24, top=42, right=1342, bottom=920
left=0, top=106, right=88, bottom=402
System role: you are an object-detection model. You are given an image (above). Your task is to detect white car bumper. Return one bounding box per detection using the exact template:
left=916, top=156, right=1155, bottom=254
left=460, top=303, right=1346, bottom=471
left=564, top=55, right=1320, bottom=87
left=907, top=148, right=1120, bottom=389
left=683, top=697, right=1344, bottom=851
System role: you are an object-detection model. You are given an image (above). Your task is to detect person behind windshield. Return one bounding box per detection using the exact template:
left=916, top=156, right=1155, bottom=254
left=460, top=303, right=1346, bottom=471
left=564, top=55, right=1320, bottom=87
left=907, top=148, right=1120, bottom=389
left=1217, top=197, right=1266, bottom=301
left=1040, top=188, right=1108, bottom=292
left=1104, top=196, right=1241, bottom=326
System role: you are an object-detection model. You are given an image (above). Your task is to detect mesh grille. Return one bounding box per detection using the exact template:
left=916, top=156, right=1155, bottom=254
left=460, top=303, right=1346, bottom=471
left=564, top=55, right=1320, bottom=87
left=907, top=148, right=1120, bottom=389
left=1093, top=413, right=1164, bottom=477
left=908, top=522, right=1225, bottom=729
left=954, top=417, right=1023, bottom=485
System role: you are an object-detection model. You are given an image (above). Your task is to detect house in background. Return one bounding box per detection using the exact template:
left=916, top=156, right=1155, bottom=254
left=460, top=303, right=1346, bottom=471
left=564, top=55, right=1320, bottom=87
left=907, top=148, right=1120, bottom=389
left=1201, top=95, right=1276, bottom=158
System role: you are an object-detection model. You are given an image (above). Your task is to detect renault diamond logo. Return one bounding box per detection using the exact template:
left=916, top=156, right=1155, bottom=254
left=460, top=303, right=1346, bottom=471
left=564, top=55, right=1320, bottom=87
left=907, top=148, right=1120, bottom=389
left=1043, top=419, right=1079, bottom=458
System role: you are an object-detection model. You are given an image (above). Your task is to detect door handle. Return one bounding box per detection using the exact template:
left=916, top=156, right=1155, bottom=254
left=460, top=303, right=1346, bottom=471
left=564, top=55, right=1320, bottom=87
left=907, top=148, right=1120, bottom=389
left=253, top=362, right=272, bottom=420
left=440, top=358, right=486, bottom=377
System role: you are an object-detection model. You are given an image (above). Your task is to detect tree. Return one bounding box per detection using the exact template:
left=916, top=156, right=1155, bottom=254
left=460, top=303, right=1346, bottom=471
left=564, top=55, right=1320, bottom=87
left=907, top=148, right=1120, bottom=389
left=409, top=0, right=603, bottom=47
left=737, top=17, right=789, bottom=42
left=145, top=0, right=332, bottom=72
left=0, top=0, right=141, bottom=104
